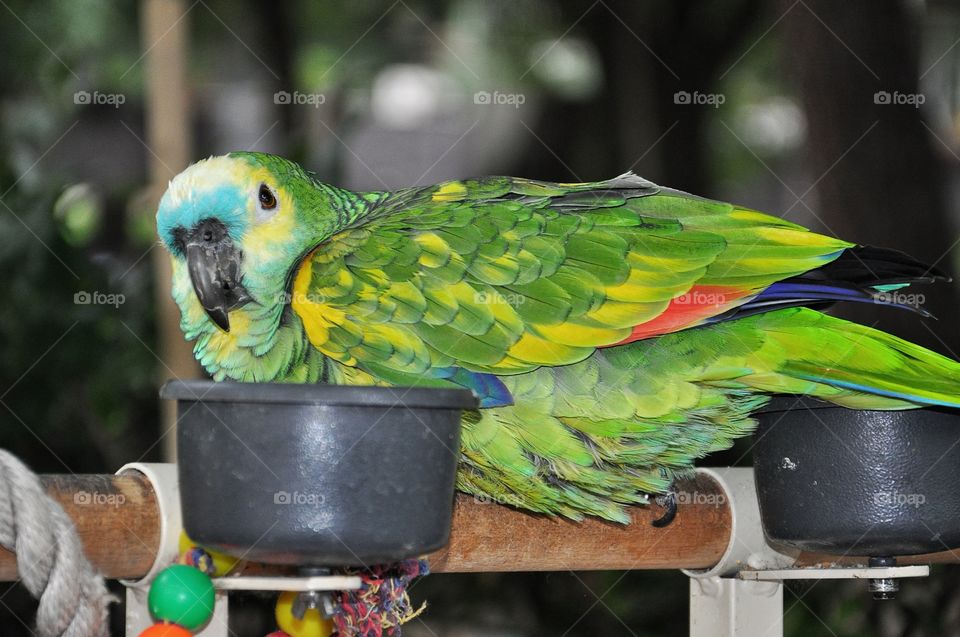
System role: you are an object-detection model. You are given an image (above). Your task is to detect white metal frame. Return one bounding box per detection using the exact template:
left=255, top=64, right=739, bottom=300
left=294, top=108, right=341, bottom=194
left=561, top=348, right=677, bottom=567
left=684, top=468, right=930, bottom=637
left=116, top=464, right=930, bottom=637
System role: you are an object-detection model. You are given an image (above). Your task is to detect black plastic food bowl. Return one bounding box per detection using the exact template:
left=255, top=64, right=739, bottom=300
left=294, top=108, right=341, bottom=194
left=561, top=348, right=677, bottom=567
left=753, top=397, right=960, bottom=556
left=162, top=380, right=476, bottom=566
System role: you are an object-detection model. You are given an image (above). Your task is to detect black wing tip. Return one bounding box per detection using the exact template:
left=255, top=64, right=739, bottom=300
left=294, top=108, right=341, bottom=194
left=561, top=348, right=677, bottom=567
left=851, top=245, right=952, bottom=283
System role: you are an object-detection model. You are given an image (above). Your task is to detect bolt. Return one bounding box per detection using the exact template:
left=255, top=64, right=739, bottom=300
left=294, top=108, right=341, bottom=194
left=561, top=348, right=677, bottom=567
left=868, top=556, right=898, bottom=600
left=290, top=567, right=334, bottom=619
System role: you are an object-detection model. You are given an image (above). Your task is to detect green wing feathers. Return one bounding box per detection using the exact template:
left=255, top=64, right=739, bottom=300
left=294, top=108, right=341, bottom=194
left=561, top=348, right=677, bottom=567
left=730, top=308, right=960, bottom=409
left=287, top=174, right=960, bottom=522
left=292, top=175, right=850, bottom=379
left=458, top=307, right=960, bottom=522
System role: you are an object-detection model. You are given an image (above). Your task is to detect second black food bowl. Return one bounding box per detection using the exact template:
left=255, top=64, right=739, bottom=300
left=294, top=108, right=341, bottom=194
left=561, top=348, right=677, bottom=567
left=753, top=397, right=960, bottom=556
left=162, top=380, right=476, bottom=566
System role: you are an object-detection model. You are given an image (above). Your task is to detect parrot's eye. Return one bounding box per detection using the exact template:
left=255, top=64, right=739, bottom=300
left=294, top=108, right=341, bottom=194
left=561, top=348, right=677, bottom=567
left=258, top=183, right=278, bottom=211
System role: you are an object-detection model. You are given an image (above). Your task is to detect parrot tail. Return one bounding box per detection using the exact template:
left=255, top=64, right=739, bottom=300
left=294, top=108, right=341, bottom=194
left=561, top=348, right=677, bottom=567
left=715, top=245, right=950, bottom=320
left=721, top=307, right=960, bottom=410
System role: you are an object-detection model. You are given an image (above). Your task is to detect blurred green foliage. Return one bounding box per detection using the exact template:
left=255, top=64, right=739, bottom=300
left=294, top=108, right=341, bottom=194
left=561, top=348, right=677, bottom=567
left=0, top=1, right=158, bottom=474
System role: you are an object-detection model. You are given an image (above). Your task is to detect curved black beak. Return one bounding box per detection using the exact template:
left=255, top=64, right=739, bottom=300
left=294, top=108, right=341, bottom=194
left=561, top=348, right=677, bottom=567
left=184, top=219, right=252, bottom=332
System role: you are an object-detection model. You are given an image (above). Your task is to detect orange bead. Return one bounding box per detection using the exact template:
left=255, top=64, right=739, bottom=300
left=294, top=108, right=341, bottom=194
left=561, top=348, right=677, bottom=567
left=139, top=624, right=193, bottom=637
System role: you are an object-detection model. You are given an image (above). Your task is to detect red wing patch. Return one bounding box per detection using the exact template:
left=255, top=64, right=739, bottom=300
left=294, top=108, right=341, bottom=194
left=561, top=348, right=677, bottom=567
left=607, top=285, right=753, bottom=346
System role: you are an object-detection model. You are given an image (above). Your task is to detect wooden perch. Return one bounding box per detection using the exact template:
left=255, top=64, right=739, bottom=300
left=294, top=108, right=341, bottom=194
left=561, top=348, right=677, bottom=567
left=0, top=471, right=954, bottom=581
left=431, top=473, right=729, bottom=572
left=0, top=474, right=159, bottom=581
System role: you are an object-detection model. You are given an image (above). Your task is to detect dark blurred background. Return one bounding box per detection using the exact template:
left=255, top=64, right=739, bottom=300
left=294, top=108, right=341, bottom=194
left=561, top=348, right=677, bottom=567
left=1, top=0, right=959, bottom=635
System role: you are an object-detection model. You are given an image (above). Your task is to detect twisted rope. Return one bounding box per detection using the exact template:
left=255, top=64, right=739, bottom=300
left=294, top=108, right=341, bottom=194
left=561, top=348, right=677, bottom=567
left=332, top=559, right=428, bottom=637
left=0, top=449, right=114, bottom=637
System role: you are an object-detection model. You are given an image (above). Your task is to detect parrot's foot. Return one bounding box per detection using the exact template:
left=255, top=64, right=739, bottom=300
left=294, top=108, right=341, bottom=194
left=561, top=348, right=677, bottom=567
left=651, top=490, right=677, bottom=528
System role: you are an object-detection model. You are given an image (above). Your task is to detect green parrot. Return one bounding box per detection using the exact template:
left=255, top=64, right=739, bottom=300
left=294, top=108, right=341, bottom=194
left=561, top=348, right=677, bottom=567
left=156, top=152, right=960, bottom=523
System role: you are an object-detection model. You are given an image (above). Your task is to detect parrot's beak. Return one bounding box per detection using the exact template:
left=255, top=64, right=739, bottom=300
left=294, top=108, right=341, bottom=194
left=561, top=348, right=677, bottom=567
left=184, top=219, right=252, bottom=332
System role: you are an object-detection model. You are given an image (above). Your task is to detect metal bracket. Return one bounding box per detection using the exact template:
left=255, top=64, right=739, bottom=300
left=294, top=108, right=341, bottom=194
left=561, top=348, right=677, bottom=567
left=739, top=564, right=929, bottom=581
left=116, top=463, right=182, bottom=589
left=683, top=468, right=797, bottom=579
left=685, top=468, right=934, bottom=636
left=742, top=562, right=930, bottom=601
left=691, top=566, right=931, bottom=637
left=685, top=468, right=793, bottom=637
left=212, top=574, right=362, bottom=592
left=690, top=577, right=783, bottom=637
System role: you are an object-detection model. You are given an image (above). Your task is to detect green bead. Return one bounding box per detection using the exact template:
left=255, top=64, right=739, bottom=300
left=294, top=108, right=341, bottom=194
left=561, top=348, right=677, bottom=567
left=148, top=564, right=216, bottom=631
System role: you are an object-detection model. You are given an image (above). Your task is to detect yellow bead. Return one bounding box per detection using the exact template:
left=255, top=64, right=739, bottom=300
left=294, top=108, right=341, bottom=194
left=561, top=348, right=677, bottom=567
left=275, top=591, right=335, bottom=637
left=178, top=531, right=240, bottom=576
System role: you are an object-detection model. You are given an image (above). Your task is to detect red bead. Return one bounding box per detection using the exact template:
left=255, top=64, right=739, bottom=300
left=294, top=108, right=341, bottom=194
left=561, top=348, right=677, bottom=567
left=139, top=623, right=193, bottom=637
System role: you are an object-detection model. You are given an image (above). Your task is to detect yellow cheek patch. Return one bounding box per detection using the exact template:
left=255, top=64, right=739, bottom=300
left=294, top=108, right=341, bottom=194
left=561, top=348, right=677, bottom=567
left=432, top=181, right=467, bottom=202
left=242, top=165, right=297, bottom=257
left=244, top=205, right=295, bottom=257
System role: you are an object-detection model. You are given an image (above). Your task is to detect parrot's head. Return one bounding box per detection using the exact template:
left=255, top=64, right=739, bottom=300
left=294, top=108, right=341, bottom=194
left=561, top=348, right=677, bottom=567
left=157, top=152, right=344, bottom=333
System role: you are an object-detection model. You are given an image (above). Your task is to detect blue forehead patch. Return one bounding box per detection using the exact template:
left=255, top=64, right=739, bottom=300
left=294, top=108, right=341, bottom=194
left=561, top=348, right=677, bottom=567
left=157, top=183, right=249, bottom=249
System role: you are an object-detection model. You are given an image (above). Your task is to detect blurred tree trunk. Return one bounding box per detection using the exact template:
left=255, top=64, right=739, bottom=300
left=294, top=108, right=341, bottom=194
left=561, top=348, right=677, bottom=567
left=251, top=0, right=295, bottom=146
left=515, top=0, right=761, bottom=190
left=142, top=0, right=201, bottom=461
left=782, top=0, right=960, bottom=355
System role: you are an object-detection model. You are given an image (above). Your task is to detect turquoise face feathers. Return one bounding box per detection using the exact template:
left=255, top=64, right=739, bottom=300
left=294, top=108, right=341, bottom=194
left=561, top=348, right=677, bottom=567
left=158, top=152, right=960, bottom=522
left=157, top=182, right=249, bottom=256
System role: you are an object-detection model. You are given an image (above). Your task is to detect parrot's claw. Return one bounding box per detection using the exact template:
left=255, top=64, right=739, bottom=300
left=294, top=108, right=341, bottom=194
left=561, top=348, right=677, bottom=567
left=651, top=490, right=677, bottom=528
